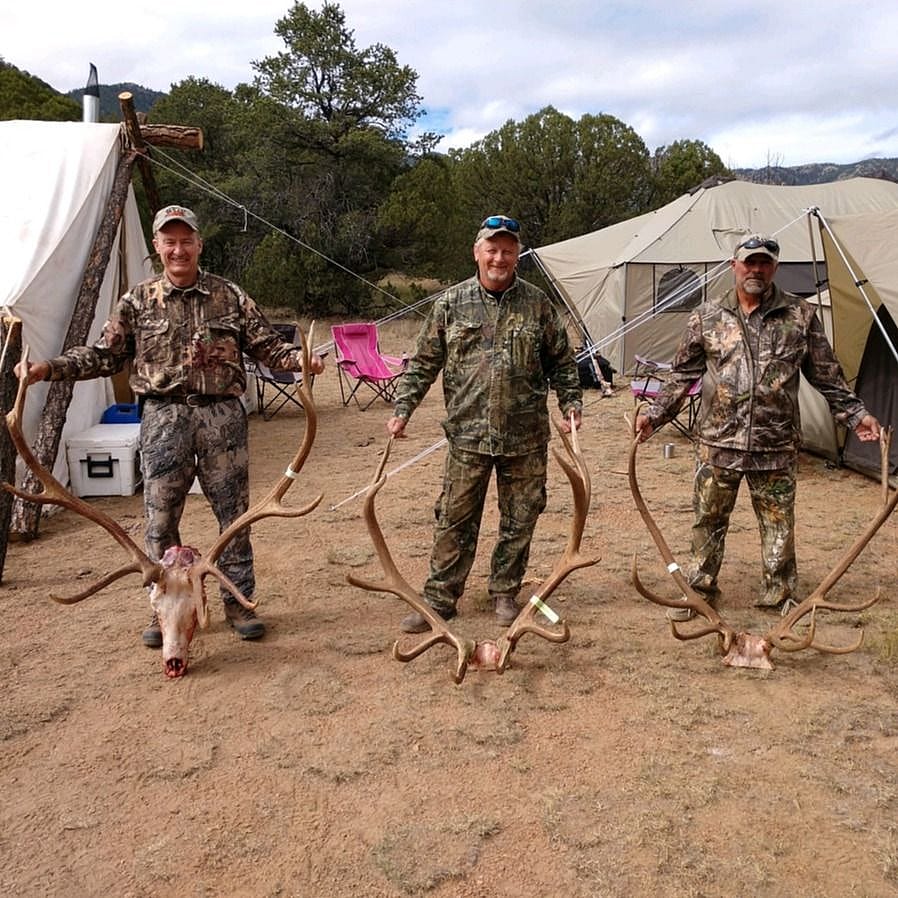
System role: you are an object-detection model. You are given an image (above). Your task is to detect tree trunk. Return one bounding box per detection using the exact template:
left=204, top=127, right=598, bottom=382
left=139, top=124, right=204, bottom=151
left=10, top=149, right=138, bottom=539
left=0, top=317, right=23, bottom=574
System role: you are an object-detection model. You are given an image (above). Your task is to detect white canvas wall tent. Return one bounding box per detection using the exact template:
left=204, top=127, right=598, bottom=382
left=532, top=177, right=898, bottom=376
left=0, top=120, right=153, bottom=485
left=816, top=209, right=898, bottom=478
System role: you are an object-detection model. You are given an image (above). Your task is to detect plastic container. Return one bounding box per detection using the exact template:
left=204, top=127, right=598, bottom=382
left=66, top=424, right=142, bottom=496
left=100, top=403, right=140, bottom=424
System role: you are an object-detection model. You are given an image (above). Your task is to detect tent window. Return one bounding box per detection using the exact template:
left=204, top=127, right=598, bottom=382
left=656, top=268, right=702, bottom=313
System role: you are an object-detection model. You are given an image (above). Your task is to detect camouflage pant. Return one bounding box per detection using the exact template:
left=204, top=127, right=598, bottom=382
left=424, top=445, right=548, bottom=614
left=690, top=458, right=797, bottom=606
left=140, top=397, right=253, bottom=600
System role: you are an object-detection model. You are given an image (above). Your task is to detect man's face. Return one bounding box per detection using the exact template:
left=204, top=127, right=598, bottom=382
left=153, top=221, right=203, bottom=287
left=731, top=253, right=778, bottom=296
left=473, top=234, right=520, bottom=291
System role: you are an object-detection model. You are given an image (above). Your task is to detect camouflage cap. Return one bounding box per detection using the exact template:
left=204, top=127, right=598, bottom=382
left=475, top=214, right=521, bottom=244
left=734, top=235, right=779, bottom=262
left=152, top=205, right=200, bottom=234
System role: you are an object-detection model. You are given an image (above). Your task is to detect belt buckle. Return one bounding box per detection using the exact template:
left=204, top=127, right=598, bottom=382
left=185, top=394, right=205, bottom=407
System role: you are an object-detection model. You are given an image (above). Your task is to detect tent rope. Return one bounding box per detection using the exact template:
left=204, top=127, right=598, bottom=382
left=329, top=437, right=447, bottom=510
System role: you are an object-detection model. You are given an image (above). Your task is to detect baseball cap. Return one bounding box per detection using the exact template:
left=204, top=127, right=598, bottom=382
left=475, top=214, right=521, bottom=244
left=152, top=205, right=200, bottom=234
left=734, top=235, right=779, bottom=262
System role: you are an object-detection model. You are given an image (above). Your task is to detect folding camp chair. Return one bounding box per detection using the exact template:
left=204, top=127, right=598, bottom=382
left=245, top=324, right=310, bottom=420
left=331, top=322, right=408, bottom=410
left=630, top=354, right=701, bottom=439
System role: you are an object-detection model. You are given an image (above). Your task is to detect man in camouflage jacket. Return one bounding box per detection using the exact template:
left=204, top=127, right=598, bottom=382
left=19, top=205, right=325, bottom=646
left=636, top=234, right=880, bottom=617
left=387, top=215, right=583, bottom=633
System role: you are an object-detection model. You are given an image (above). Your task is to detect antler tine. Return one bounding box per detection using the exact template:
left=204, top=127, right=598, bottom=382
left=2, top=334, right=161, bottom=600
left=205, top=324, right=323, bottom=569
left=346, top=437, right=476, bottom=684
left=766, top=427, right=897, bottom=655
left=497, top=413, right=599, bottom=671
left=627, top=424, right=737, bottom=654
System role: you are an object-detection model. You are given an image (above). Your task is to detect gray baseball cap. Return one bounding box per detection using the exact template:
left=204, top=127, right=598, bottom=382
left=152, top=205, right=200, bottom=234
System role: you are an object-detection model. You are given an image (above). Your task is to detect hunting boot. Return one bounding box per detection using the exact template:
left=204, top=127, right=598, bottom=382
left=141, top=611, right=163, bottom=648
left=400, top=604, right=456, bottom=634
left=494, top=595, right=520, bottom=626
left=223, top=596, right=266, bottom=640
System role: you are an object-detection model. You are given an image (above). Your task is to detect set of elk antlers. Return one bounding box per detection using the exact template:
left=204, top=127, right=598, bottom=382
left=628, top=409, right=897, bottom=670
left=2, top=318, right=321, bottom=677
left=347, top=415, right=599, bottom=683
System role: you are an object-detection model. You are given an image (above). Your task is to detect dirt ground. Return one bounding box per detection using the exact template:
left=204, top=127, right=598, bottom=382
left=3, top=319, right=898, bottom=898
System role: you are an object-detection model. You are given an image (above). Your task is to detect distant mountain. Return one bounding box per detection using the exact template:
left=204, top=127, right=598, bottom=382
left=65, top=82, right=165, bottom=120
left=734, top=158, right=898, bottom=185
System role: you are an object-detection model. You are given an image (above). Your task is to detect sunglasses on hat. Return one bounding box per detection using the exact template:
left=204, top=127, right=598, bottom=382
left=480, top=216, right=521, bottom=233
left=736, top=236, right=779, bottom=254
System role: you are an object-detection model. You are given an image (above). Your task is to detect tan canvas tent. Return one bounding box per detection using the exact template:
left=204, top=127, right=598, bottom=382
left=0, top=120, right=153, bottom=484
left=532, top=177, right=898, bottom=375
left=818, top=209, right=898, bottom=477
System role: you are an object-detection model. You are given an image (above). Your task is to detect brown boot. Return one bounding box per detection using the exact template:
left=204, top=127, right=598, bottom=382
left=223, top=598, right=266, bottom=640
left=400, top=605, right=455, bottom=634
left=494, top=595, right=520, bottom=626
left=141, top=611, right=162, bottom=648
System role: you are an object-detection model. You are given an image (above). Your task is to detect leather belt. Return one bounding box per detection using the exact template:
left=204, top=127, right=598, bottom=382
left=142, top=393, right=231, bottom=407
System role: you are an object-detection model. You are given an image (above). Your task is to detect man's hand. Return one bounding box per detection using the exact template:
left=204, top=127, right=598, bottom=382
left=854, top=413, right=881, bottom=442
left=307, top=353, right=326, bottom=375
left=634, top=413, right=654, bottom=443
left=13, top=360, right=50, bottom=385
left=558, top=409, right=582, bottom=433
left=386, top=415, right=407, bottom=437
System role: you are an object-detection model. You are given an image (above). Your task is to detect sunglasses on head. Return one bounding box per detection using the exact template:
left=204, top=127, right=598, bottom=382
left=737, top=236, right=779, bottom=254
left=481, top=215, right=521, bottom=233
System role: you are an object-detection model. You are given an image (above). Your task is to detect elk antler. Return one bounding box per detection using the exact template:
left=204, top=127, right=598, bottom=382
left=495, top=413, right=600, bottom=672
left=195, top=323, right=324, bottom=608
left=346, top=437, right=477, bottom=684
left=764, top=427, right=896, bottom=656
left=1, top=329, right=162, bottom=603
left=627, top=415, right=748, bottom=663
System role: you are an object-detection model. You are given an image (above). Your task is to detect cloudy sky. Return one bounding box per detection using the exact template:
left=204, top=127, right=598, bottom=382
left=5, top=0, right=898, bottom=170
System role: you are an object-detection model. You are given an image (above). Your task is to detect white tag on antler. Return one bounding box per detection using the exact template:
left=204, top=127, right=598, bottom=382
left=285, top=466, right=300, bottom=479
left=529, top=595, right=560, bottom=623
left=667, top=562, right=680, bottom=573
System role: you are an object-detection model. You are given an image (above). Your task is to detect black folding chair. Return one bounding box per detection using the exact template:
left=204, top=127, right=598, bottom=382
left=246, top=324, right=310, bottom=420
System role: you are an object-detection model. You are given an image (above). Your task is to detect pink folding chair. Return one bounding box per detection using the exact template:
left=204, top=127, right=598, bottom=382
left=331, top=323, right=408, bottom=410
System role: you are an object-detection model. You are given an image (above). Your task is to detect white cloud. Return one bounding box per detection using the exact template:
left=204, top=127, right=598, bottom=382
left=4, top=0, right=898, bottom=169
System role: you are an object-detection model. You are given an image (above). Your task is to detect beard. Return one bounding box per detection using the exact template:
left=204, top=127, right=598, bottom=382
left=742, top=278, right=766, bottom=294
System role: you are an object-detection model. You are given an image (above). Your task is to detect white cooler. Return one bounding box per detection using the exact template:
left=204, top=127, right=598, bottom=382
left=66, top=423, right=142, bottom=497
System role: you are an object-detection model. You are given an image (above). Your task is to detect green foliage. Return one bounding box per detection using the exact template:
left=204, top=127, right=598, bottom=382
left=253, top=1, right=424, bottom=143
left=651, top=139, right=731, bottom=205
left=448, top=107, right=653, bottom=252
left=0, top=60, right=80, bottom=121
left=375, top=154, right=465, bottom=279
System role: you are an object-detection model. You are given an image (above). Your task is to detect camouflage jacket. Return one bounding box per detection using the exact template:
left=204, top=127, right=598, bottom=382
left=45, top=270, right=303, bottom=397
left=393, top=274, right=582, bottom=456
left=646, top=284, right=867, bottom=454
